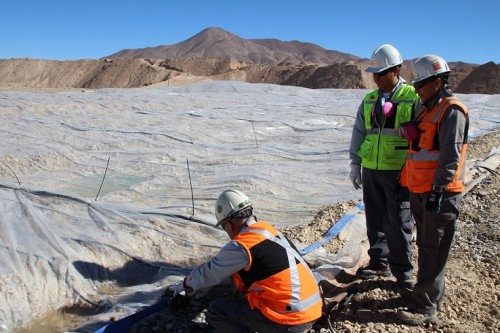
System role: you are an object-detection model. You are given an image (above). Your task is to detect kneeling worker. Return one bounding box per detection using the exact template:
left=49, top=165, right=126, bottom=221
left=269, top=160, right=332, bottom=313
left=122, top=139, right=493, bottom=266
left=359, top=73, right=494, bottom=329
left=166, top=189, right=322, bottom=333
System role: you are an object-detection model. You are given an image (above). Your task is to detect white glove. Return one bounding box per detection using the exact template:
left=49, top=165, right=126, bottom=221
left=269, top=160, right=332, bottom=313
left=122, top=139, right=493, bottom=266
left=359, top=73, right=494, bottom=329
left=350, top=164, right=362, bottom=190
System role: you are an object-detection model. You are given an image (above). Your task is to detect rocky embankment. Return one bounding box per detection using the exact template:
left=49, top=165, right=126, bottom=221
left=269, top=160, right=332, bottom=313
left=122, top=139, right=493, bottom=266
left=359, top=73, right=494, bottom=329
left=126, top=132, right=499, bottom=332
left=3, top=57, right=498, bottom=93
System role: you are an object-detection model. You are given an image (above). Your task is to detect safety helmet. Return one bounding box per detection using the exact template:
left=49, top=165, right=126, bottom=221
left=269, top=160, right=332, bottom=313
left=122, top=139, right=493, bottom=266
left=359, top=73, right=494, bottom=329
left=215, top=189, right=253, bottom=226
left=365, top=44, right=403, bottom=73
left=412, top=54, right=450, bottom=83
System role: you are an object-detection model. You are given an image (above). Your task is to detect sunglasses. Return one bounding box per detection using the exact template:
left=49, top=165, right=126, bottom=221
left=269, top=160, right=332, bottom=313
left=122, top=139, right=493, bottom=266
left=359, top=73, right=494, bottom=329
left=373, top=68, right=393, bottom=77
left=413, top=76, right=437, bottom=90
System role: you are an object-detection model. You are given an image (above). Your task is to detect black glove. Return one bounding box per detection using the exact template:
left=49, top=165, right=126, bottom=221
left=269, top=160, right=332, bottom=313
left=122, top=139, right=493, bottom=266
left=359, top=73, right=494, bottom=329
left=426, top=190, right=443, bottom=213
left=163, top=280, right=190, bottom=309
left=163, top=281, right=185, bottom=299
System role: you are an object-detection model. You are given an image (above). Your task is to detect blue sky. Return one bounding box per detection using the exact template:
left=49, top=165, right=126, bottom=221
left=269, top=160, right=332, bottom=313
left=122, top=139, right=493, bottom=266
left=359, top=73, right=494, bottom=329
left=1, top=0, right=498, bottom=64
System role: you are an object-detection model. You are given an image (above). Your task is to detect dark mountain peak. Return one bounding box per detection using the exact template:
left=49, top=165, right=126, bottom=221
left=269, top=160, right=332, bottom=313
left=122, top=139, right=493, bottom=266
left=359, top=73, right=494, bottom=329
left=197, top=26, right=236, bottom=36
left=187, top=27, right=242, bottom=43
left=179, top=26, right=246, bottom=51
left=106, top=27, right=359, bottom=65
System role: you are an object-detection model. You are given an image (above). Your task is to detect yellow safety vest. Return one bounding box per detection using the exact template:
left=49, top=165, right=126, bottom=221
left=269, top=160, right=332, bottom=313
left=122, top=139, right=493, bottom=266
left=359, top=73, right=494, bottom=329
left=358, top=85, right=418, bottom=170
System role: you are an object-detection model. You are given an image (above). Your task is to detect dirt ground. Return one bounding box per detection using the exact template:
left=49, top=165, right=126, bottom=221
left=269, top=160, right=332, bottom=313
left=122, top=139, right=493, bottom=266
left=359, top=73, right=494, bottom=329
left=130, top=132, right=499, bottom=333
left=296, top=131, right=500, bottom=333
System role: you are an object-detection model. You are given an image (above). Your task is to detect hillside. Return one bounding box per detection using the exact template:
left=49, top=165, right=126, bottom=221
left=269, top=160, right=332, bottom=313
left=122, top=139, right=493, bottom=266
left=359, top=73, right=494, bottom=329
left=455, top=61, right=500, bottom=94
left=107, top=27, right=359, bottom=66
left=0, top=27, right=497, bottom=93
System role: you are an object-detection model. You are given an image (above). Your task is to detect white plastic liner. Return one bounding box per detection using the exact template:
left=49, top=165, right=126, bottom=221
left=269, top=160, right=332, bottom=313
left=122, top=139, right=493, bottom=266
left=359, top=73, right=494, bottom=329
left=0, top=82, right=498, bottom=332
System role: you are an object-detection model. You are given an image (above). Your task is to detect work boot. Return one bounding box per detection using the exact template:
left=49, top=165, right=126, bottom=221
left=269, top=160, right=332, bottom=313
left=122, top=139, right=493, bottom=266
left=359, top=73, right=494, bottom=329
left=396, top=309, right=437, bottom=325
left=356, top=263, right=391, bottom=279
left=396, top=278, right=415, bottom=300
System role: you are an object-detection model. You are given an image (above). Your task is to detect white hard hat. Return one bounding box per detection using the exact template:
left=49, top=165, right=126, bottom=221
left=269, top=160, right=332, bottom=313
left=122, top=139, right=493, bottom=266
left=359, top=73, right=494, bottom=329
left=365, top=44, right=403, bottom=73
left=215, top=189, right=253, bottom=226
left=412, top=54, right=451, bottom=83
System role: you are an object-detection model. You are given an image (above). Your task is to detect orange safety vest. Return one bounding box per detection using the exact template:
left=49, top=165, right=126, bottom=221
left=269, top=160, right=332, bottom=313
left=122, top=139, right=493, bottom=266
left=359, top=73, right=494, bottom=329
left=401, top=97, right=468, bottom=193
left=232, top=221, right=322, bottom=325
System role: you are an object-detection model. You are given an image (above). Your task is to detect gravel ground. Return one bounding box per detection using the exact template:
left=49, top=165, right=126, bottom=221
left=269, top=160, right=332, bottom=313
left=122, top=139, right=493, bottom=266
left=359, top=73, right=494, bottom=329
left=130, top=132, right=499, bottom=333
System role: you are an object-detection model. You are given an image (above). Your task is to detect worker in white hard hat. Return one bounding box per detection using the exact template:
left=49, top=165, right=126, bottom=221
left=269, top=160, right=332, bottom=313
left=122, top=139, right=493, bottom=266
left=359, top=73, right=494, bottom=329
left=349, top=44, right=419, bottom=298
left=396, top=54, right=469, bottom=325
left=165, top=189, right=322, bottom=333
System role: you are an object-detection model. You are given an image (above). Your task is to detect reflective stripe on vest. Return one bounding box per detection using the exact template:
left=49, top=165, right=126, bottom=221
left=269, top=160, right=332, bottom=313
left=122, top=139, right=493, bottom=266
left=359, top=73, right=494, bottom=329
left=233, top=222, right=322, bottom=324
left=240, top=227, right=321, bottom=313
left=368, top=128, right=399, bottom=135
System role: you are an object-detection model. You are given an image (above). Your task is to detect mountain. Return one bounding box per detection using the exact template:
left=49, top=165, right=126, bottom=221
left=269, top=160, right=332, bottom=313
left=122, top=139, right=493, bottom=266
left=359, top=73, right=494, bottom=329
left=1, top=27, right=497, bottom=93
left=455, top=61, right=500, bottom=94
left=107, top=27, right=360, bottom=66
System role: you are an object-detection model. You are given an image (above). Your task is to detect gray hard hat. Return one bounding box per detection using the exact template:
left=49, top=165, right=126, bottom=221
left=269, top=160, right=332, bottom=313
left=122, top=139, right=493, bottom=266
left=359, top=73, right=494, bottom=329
left=365, top=44, right=403, bottom=73
left=215, top=189, right=253, bottom=227
left=412, top=54, right=451, bottom=83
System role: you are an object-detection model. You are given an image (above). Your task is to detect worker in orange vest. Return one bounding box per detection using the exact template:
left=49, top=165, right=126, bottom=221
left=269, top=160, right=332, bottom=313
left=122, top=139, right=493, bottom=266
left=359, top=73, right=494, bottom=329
left=166, top=189, right=322, bottom=332
left=397, top=54, right=469, bottom=325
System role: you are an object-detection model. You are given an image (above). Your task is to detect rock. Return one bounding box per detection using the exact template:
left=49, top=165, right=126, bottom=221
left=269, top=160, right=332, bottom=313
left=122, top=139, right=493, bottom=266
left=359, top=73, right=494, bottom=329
left=131, top=133, right=499, bottom=333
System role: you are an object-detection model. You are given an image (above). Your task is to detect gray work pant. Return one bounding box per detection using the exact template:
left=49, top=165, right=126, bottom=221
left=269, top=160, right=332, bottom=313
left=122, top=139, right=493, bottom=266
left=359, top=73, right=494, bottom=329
left=409, top=191, right=462, bottom=314
left=206, top=297, right=315, bottom=333
left=362, top=168, right=414, bottom=279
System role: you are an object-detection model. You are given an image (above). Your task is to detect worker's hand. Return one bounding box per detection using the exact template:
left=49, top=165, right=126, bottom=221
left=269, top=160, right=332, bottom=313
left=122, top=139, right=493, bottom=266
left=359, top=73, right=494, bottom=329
left=426, top=190, right=443, bottom=214
left=163, top=280, right=185, bottom=299
left=349, top=164, right=362, bottom=190
left=399, top=121, right=420, bottom=141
